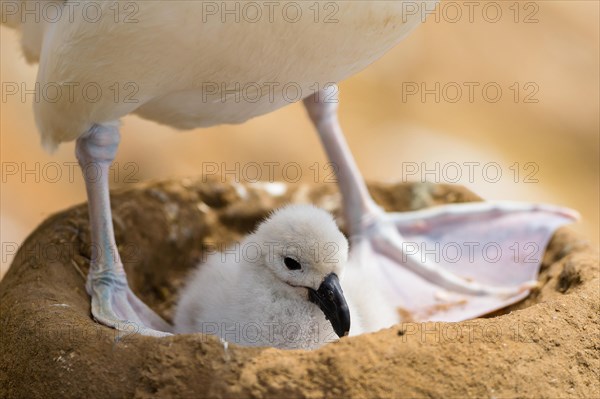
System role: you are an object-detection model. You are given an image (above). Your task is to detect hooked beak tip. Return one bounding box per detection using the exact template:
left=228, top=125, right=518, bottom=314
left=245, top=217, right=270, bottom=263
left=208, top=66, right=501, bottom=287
left=308, top=273, right=351, bottom=338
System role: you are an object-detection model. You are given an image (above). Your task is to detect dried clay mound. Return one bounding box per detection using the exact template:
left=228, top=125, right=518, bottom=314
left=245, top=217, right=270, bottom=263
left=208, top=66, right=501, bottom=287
left=1, top=179, right=598, bottom=398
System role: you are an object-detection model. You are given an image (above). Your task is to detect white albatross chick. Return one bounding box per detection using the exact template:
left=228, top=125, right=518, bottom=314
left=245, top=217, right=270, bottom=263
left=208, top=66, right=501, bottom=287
left=174, top=205, right=357, bottom=350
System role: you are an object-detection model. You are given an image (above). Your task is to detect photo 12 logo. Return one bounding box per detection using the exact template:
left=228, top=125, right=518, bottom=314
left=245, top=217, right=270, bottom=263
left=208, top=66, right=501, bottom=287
left=1, top=1, right=140, bottom=24
left=199, top=240, right=341, bottom=264
left=401, top=241, right=542, bottom=265
left=398, top=320, right=541, bottom=344
left=402, top=1, right=541, bottom=24
left=401, top=81, right=540, bottom=104
left=200, top=81, right=338, bottom=105
left=2, top=241, right=142, bottom=269
left=199, top=1, right=340, bottom=24
left=1, top=81, right=139, bottom=104
left=400, top=161, right=540, bottom=185
left=201, top=161, right=339, bottom=184
left=1, top=161, right=139, bottom=184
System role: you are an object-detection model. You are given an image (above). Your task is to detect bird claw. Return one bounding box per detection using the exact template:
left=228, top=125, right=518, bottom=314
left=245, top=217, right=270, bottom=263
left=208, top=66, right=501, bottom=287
left=87, top=266, right=173, bottom=339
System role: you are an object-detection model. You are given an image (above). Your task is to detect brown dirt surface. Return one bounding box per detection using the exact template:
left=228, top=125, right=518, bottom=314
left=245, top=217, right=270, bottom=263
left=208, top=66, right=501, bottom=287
left=1, top=178, right=598, bottom=398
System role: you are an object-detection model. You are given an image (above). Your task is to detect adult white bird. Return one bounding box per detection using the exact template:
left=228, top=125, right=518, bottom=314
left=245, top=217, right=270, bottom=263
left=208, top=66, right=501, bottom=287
left=174, top=205, right=355, bottom=349
left=2, top=1, right=577, bottom=337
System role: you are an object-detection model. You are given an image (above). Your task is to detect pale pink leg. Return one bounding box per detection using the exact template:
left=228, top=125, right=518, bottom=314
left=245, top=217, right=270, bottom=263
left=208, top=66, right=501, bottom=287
left=303, top=86, right=577, bottom=327
left=76, top=124, right=172, bottom=338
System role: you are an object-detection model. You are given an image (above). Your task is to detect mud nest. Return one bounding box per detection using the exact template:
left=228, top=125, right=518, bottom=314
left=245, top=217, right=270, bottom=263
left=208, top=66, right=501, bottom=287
left=1, top=179, right=598, bottom=398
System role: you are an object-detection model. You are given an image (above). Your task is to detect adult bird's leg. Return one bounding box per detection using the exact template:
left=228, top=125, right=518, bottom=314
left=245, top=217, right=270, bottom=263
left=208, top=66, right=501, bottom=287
left=303, top=85, right=577, bottom=322
left=76, top=124, right=172, bottom=337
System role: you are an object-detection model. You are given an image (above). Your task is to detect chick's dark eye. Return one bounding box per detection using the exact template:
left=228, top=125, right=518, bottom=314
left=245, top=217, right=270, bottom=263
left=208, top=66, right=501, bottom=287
left=284, top=257, right=302, bottom=270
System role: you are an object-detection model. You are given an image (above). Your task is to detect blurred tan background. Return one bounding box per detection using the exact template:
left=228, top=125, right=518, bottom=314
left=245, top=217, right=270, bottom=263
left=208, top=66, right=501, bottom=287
left=1, top=1, right=598, bottom=278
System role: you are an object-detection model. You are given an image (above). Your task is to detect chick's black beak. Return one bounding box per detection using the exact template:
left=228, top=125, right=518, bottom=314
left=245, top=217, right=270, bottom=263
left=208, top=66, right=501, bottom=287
left=308, top=273, right=350, bottom=338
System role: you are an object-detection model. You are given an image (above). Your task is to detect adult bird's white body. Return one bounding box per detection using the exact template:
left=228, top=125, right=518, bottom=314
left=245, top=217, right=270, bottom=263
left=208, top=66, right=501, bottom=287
left=2, top=0, right=577, bottom=338
left=15, top=1, right=425, bottom=149
left=174, top=205, right=356, bottom=349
